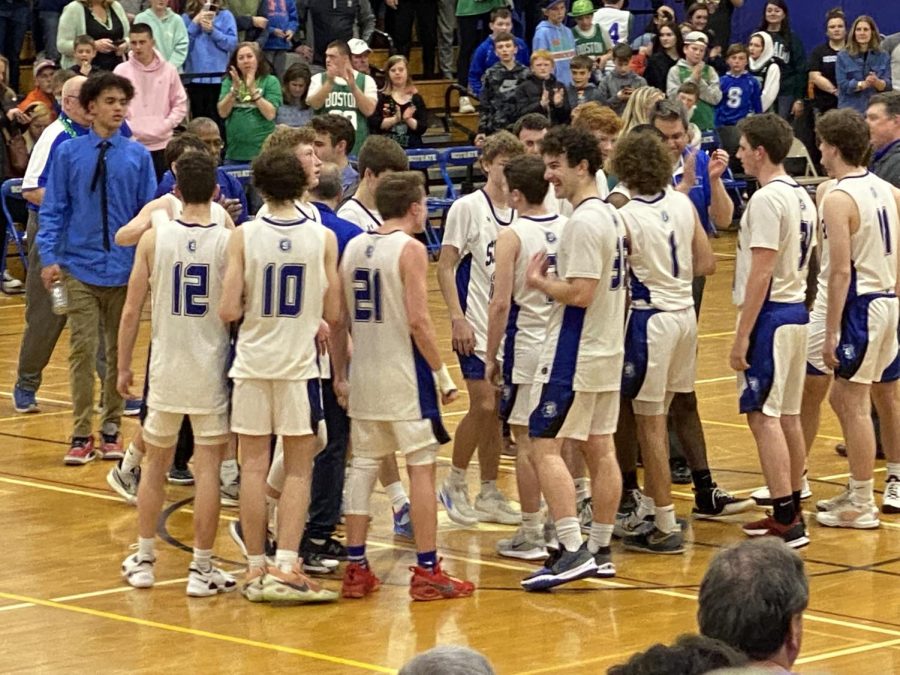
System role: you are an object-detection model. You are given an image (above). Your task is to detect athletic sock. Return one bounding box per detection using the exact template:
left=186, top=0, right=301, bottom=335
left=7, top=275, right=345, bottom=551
left=121, top=442, right=144, bottom=472
left=138, top=536, right=155, bottom=561
left=655, top=505, right=677, bottom=534
left=274, top=549, right=298, bottom=573
left=887, top=463, right=900, bottom=481
left=385, top=481, right=408, bottom=511
left=691, top=469, right=714, bottom=492
left=480, top=479, right=497, bottom=496
left=220, top=458, right=239, bottom=485
left=555, top=516, right=582, bottom=552
left=265, top=495, right=278, bottom=532
left=849, top=477, right=875, bottom=504
left=417, top=550, right=437, bottom=570
left=449, top=466, right=467, bottom=486
left=587, top=522, right=614, bottom=554
left=247, top=554, right=266, bottom=571
left=792, top=490, right=802, bottom=513
left=522, top=510, right=542, bottom=537
left=347, top=545, right=368, bottom=568
left=773, top=495, right=796, bottom=525
left=192, top=548, right=212, bottom=572
left=622, top=470, right=640, bottom=492
left=574, top=477, right=590, bottom=502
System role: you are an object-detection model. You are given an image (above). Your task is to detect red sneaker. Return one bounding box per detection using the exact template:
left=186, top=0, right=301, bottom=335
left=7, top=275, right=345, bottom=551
left=65, top=436, right=96, bottom=465
left=409, top=560, right=475, bottom=601
left=342, top=562, right=381, bottom=599
left=100, top=433, right=123, bottom=460
left=741, top=514, right=809, bottom=548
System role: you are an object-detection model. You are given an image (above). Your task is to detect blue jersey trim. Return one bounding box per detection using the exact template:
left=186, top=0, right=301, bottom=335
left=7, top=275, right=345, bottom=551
left=546, top=305, right=585, bottom=387
left=502, top=301, right=520, bottom=381
left=455, top=252, right=473, bottom=314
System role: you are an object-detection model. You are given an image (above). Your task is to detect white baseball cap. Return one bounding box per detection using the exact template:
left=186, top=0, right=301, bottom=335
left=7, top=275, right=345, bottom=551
left=348, top=38, right=371, bottom=55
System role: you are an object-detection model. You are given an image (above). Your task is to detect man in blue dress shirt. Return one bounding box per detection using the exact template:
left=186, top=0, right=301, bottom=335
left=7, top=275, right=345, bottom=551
left=37, top=72, right=157, bottom=466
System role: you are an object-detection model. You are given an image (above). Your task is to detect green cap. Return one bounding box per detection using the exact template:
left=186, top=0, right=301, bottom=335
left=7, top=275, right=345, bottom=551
left=568, top=0, right=594, bottom=17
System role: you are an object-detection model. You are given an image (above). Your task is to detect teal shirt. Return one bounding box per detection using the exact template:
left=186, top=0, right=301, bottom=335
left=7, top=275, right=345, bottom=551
left=134, top=8, right=189, bottom=71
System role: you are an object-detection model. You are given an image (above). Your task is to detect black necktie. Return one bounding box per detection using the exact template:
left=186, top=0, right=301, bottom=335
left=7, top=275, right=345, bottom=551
left=91, top=140, right=111, bottom=251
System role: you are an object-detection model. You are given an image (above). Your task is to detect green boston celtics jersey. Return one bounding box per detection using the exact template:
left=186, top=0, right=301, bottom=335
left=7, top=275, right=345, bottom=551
left=320, top=72, right=370, bottom=155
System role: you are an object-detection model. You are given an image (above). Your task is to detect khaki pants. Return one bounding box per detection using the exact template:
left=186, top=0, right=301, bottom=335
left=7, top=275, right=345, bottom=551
left=66, top=276, right=126, bottom=438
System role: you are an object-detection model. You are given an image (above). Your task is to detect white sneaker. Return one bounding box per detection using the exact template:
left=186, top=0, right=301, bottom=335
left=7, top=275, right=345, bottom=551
left=122, top=552, right=155, bottom=588
left=751, top=474, right=812, bottom=505
left=438, top=479, right=479, bottom=526
left=497, top=527, right=546, bottom=560
left=187, top=563, right=238, bottom=597
left=577, top=496, right=593, bottom=534
left=220, top=478, right=240, bottom=507
left=458, top=95, right=475, bottom=114
left=107, top=463, right=140, bottom=505
left=474, top=489, right=521, bottom=525
left=1, top=270, right=22, bottom=292
left=815, top=499, right=880, bottom=529
left=883, top=475, right=900, bottom=514
left=816, top=485, right=852, bottom=513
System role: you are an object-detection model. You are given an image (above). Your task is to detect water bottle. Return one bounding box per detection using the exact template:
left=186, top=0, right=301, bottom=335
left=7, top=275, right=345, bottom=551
left=50, top=280, right=68, bottom=315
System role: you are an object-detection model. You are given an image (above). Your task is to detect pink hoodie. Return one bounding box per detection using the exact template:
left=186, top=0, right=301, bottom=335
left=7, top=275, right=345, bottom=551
left=114, top=50, right=188, bottom=152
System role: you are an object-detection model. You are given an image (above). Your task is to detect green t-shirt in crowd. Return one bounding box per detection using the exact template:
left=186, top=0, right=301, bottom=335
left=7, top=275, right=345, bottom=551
left=219, top=74, right=283, bottom=162
left=456, top=0, right=506, bottom=18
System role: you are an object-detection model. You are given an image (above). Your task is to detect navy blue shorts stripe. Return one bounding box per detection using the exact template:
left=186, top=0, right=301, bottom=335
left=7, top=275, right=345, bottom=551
left=528, top=383, right=576, bottom=438
left=621, top=308, right=661, bottom=400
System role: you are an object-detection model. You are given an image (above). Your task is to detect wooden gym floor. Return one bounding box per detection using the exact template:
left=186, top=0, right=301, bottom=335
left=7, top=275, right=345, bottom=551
left=1, top=232, right=900, bottom=674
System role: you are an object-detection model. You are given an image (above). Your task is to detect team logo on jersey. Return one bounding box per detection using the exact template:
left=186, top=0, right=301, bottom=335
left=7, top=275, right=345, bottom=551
left=541, top=401, right=558, bottom=418
left=545, top=231, right=557, bottom=244
left=279, top=239, right=292, bottom=252
left=187, top=240, right=197, bottom=252
left=661, top=211, right=670, bottom=223
left=366, top=245, right=375, bottom=258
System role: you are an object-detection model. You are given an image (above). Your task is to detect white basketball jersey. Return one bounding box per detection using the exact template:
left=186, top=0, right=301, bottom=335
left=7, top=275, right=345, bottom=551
left=543, top=171, right=610, bottom=215
left=811, top=180, right=837, bottom=321
left=506, top=213, right=568, bottom=383
left=157, top=193, right=231, bottom=225
left=148, top=218, right=231, bottom=414
left=257, top=199, right=321, bottom=223
left=734, top=176, right=816, bottom=307
left=337, top=197, right=382, bottom=232
left=592, top=7, right=630, bottom=44
left=443, top=189, right=515, bottom=354
left=619, top=189, right=697, bottom=312
left=535, top=197, right=626, bottom=392
left=833, top=172, right=899, bottom=297
left=229, top=215, right=327, bottom=380
left=342, top=231, right=441, bottom=421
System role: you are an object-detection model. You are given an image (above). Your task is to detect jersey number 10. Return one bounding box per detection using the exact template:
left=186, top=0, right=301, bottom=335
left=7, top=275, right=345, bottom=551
left=262, top=263, right=305, bottom=317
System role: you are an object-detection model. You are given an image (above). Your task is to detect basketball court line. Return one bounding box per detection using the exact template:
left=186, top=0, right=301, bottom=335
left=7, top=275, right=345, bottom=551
left=0, top=590, right=394, bottom=673
left=0, top=577, right=190, bottom=613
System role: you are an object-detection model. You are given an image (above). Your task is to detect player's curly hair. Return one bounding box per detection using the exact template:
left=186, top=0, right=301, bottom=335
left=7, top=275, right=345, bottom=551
left=572, top=102, right=623, bottom=136
left=262, top=124, right=316, bottom=152
left=540, top=126, right=601, bottom=176
left=815, top=108, right=870, bottom=167
left=481, top=130, right=525, bottom=165
left=252, top=148, right=307, bottom=202
left=611, top=131, right=674, bottom=195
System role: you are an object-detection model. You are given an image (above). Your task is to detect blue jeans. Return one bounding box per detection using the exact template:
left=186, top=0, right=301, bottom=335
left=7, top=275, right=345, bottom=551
left=39, top=10, right=60, bottom=62
left=0, top=3, right=30, bottom=93
left=304, top=378, right=349, bottom=540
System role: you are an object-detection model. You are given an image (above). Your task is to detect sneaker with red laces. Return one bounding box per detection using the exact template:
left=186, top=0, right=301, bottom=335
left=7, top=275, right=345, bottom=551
left=100, top=433, right=124, bottom=460
left=741, top=514, right=809, bottom=548
left=65, top=436, right=96, bottom=465
left=342, top=562, right=381, bottom=599
left=409, top=561, right=475, bottom=601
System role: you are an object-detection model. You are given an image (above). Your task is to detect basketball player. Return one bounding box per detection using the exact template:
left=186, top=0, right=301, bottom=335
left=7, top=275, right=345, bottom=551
left=732, top=113, right=814, bottom=548
left=484, top=155, right=567, bottom=560
left=333, top=171, right=475, bottom=601
left=220, top=148, right=341, bottom=603
left=437, top=130, right=524, bottom=527
left=337, top=136, right=409, bottom=232
left=118, top=152, right=236, bottom=596
left=815, top=108, right=900, bottom=528
left=522, top=126, right=626, bottom=590
left=611, top=130, right=716, bottom=554
left=258, top=125, right=323, bottom=223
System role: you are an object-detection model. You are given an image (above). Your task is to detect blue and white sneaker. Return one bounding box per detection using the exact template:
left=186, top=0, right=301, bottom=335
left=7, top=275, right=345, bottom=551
left=13, top=386, right=39, bottom=414
left=123, top=398, right=143, bottom=416
left=393, top=502, right=413, bottom=539
left=521, top=543, right=598, bottom=592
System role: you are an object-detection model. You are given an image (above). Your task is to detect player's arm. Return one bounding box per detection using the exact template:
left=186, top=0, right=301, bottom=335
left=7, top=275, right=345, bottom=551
left=707, top=151, right=735, bottom=229
left=402, top=239, right=457, bottom=403
left=116, top=197, right=176, bottom=246
left=691, top=208, right=716, bottom=277
left=437, top=243, right=476, bottom=356
left=729, top=247, right=776, bottom=370
left=117, top=230, right=155, bottom=398
left=822, top=190, right=857, bottom=369
left=484, top=229, right=519, bottom=386
left=526, top=252, right=598, bottom=308
left=329, top=259, right=352, bottom=408
left=219, top=227, right=246, bottom=323
left=322, top=229, right=341, bottom=327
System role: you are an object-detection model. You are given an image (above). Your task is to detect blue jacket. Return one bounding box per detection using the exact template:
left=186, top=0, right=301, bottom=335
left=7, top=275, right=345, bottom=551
left=715, top=72, right=762, bottom=127
left=836, top=49, right=892, bottom=114
left=155, top=167, right=249, bottom=224
left=38, top=129, right=157, bottom=287
left=183, top=10, right=239, bottom=84
left=468, top=35, right=530, bottom=97
left=314, top=202, right=363, bottom=259
left=675, top=149, right=715, bottom=236
left=261, top=0, right=298, bottom=51
left=532, top=20, right=576, bottom=86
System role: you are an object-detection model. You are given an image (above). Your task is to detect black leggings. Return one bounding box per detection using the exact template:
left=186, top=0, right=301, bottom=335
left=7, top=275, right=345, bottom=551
left=456, top=11, right=491, bottom=89
left=394, top=0, right=439, bottom=78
